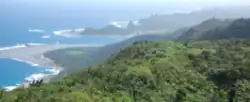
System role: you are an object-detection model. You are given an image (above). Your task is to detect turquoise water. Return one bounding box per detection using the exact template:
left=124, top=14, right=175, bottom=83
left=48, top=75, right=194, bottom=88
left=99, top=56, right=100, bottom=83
left=0, top=1, right=173, bottom=90
left=0, top=59, right=42, bottom=87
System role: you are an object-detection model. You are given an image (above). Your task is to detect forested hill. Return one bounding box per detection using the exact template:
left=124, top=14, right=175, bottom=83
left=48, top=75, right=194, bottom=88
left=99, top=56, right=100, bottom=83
left=2, top=39, right=250, bottom=101
left=81, top=6, right=250, bottom=36
left=177, top=18, right=250, bottom=41
left=44, top=34, right=166, bottom=74
left=137, top=6, right=250, bottom=32
left=3, top=15, right=250, bottom=102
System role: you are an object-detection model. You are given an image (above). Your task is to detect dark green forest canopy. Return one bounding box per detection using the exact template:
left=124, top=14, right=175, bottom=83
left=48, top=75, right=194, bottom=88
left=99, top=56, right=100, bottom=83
left=44, top=34, right=166, bottom=75
left=177, top=18, right=250, bottom=41
left=2, top=39, right=250, bottom=102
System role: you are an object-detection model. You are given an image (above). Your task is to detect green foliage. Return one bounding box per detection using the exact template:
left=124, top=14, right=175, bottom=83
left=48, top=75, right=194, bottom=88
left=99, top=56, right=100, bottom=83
left=44, top=47, right=100, bottom=74
left=82, top=25, right=131, bottom=35
left=29, top=79, right=43, bottom=87
left=177, top=18, right=250, bottom=41
left=3, top=39, right=250, bottom=102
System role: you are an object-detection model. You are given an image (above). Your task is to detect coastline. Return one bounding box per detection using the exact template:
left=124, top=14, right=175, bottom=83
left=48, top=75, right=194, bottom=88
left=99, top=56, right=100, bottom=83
left=0, top=44, right=103, bottom=91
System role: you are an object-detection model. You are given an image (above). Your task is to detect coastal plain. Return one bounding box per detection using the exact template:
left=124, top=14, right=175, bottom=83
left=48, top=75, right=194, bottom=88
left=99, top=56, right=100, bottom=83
left=0, top=44, right=103, bottom=68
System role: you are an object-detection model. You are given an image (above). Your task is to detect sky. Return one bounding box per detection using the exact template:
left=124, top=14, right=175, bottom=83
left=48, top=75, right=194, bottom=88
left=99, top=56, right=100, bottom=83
left=2, top=0, right=250, bottom=14
left=1, top=0, right=250, bottom=29
left=1, top=0, right=250, bottom=22
left=3, top=0, right=250, bottom=7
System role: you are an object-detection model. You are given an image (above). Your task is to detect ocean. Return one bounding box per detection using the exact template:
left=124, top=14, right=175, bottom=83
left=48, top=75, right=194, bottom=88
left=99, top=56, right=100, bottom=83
left=0, top=1, right=190, bottom=91
left=0, top=58, right=54, bottom=91
left=0, top=3, right=157, bottom=91
left=0, top=24, right=127, bottom=90
left=0, top=17, right=130, bottom=90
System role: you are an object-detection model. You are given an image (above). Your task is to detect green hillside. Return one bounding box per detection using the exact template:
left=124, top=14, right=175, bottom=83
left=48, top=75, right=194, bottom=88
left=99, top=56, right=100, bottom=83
left=2, top=39, right=250, bottom=102
left=177, top=18, right=250, bottom=41
left=137, top=6, right=250, bottom=32
left=177, top=18, right=232, bottom=41
left=43, top=47, right=100, bottom=74
left=44, top=34, right=166, bottom=75
left=3, top=17, right=250, bottom=102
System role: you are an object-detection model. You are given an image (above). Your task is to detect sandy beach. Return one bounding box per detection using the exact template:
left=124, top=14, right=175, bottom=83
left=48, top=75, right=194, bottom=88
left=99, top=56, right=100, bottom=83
left=0, top=44, right=103, bottom=91
left=0, top=44, right=102, bottom=68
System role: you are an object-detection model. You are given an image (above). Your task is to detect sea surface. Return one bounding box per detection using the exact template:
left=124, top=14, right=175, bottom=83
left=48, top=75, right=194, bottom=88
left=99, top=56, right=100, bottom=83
left=0, top=1, right=191, bottom=90
left=0, top=59, right=54, bottom=90
left=0, top=21, right=128, bottom=90
left=0, top=4, right=152, bottom=90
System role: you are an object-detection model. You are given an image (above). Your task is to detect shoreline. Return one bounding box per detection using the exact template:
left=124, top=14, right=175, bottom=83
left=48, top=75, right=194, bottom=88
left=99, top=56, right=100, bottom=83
left=0, top=56, right=61, bottom=91
left=0, top=44, right=102, bottom=91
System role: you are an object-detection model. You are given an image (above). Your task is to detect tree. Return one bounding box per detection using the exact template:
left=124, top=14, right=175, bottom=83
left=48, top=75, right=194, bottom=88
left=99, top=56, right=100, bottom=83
left=0, top=87, right=3, bottom=99
left=30, top=79, right=44, bottom=87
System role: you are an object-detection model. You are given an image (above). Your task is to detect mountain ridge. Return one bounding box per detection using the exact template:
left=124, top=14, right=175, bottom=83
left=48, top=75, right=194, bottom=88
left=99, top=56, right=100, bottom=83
left=177, top=18, right=250, bottom=41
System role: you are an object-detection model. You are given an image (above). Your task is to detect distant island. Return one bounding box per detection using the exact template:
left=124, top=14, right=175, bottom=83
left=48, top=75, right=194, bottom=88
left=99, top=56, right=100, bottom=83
left=53, top=21, right=147, bottom=37
left=53, top=7, right=250, bottom=38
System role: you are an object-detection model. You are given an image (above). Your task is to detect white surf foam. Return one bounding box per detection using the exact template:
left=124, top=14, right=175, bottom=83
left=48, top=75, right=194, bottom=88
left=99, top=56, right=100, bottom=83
left=24, top=68, right=61, bottom=82
left=27, top=43, right=45, bottom=46
left=4, top=86, right=18, bottom=91
left=0, top=44, right=27, bottom=51
left=28, top=29, right=45, bottom=33
left=109, top=21, right=139, bottom=28
left=3, top=71, right=56, bottom=91
left=25, top=73, right=49, bottom=82
left=53, top=28, right=84, bottom=38
left=12, top=58, right=39, bottom=67
left=41, top=35, right=51, bottom=39
left=110, top=21, right=122, bottom=28
left=91, top=33, right=138, bottom=39
left=45, top=69, right=61, bottom=75
left=74, top=28, right=85, bottom=32
left=3, top=67, right=62, bottom=91
left=1, top=54, right=62, bottom=91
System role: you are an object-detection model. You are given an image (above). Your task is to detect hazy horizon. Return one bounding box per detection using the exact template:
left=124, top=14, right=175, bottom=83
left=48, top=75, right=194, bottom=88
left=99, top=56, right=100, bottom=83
left=2, top=0, right=250, bottom=15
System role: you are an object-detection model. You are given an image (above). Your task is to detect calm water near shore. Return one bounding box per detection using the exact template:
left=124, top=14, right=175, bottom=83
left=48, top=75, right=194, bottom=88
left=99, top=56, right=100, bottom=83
left=0, top=59, right=46, bottom=89
left=0, top=4, right=150, bottom=90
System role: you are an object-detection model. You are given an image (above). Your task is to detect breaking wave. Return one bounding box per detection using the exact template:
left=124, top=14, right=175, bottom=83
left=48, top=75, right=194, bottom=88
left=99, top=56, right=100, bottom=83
left=3, top=65, right=61, bottom=91
left=28, top=29, right=45, bottom=33
left=4, top=85, right=18, bottom=91
left=24, top=73, right=49, bottom=82
left=41, top=35, right=51, bottom=39
left=1, top=51, right=61, bottom=91
left=0, top=44, right=27, bottom=51
left=53, top=28, right=84, bottom=38
left=27, top=43, right=45, bottom=46
left=3, top=68, right=61, bottom=91
left=11, top=58, right=39, bottom=67
left=109, top=20, right=139, bottom=28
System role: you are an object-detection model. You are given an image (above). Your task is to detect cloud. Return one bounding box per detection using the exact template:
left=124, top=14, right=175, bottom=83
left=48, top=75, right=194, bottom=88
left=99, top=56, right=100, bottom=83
left=28, top=29, right=45, bottom=33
